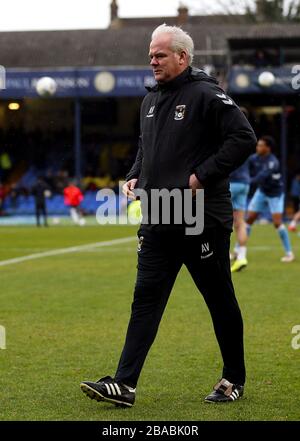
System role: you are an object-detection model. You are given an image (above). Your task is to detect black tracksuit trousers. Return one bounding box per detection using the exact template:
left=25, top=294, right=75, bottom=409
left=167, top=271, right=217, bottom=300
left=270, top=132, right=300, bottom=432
left=35, top=203, right=48, bottom=227
left=114, top=225, right=246, bottom=387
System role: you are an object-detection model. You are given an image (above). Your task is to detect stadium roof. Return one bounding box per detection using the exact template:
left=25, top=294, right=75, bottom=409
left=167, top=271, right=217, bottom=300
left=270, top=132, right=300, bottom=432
left=115, top=14, right=251, bottom=27
left=1, top=23, right=300, bottom=68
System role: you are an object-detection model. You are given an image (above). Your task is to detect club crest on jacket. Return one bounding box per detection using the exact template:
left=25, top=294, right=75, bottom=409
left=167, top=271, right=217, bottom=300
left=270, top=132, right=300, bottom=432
left=174, top=105, right=186, bottom=121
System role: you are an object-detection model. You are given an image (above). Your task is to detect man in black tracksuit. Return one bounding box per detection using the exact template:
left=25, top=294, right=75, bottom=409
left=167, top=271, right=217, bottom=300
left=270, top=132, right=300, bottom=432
left=31, top=177, right=49, bottom=227
left=81, top=25, right=257, bottom=406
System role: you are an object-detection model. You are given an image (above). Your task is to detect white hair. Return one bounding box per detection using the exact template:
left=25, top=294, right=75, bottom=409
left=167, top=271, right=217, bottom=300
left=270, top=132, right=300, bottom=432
left=151, top=24, right=194, bottom=65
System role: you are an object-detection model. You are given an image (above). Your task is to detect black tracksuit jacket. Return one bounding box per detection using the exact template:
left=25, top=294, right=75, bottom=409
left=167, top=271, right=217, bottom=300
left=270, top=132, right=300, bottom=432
left=126, top=67, right=257, bottom=230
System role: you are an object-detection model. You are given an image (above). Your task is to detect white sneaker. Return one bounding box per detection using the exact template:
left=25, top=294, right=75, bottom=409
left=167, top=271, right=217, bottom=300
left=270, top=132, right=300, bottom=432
left=281, top=252, right=295, bottom=263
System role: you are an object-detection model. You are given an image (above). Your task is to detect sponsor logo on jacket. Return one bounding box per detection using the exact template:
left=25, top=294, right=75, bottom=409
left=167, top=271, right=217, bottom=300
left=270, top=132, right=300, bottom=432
left=146, top=106, right=155, bottom=118
left=216, top=93, right=233, bottom=105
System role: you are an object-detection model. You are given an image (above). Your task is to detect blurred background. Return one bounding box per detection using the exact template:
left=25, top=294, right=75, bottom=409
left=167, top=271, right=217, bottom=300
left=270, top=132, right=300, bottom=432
left=0, top=0, right=300, bottom=224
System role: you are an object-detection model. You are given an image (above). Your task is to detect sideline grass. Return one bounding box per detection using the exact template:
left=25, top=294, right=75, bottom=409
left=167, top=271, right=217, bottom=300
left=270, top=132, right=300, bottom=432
left=0, top=224, right=299, bottom=420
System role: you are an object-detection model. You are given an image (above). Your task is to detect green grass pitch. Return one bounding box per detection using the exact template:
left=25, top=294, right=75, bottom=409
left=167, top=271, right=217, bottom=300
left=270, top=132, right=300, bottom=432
left=0, top=223, right=299, bottom=421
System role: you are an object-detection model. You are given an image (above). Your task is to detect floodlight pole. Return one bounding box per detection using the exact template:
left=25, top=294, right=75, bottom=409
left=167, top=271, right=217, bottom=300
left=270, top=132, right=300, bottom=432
left=74, top=96, right=82, bottom=184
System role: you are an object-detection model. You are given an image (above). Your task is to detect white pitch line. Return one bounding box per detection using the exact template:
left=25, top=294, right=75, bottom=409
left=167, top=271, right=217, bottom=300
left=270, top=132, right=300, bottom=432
left=0, top=236, right=136, bottom=268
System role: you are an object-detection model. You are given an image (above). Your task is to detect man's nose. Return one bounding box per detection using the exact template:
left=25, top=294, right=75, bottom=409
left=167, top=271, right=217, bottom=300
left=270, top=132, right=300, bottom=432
left=150, top=57, right=158, bottom=66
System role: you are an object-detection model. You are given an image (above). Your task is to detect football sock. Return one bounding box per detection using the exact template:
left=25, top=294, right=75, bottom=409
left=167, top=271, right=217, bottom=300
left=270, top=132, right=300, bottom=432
left=237, top=246, right=247, bottom=260
left=234, top=243, right=239, bottom=253
left=277, top=224, right=292, bottom=254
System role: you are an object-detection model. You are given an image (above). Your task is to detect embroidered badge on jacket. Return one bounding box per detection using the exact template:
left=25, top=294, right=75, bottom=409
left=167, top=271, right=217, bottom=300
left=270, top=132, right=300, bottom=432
left=174, top=105, right=186, bottom=121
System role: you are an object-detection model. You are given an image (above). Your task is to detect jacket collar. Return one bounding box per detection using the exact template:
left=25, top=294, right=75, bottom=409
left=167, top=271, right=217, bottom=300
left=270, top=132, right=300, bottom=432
left=146, top=67, right=191, bottom=92
left=158, top=67, right=191, bottom=91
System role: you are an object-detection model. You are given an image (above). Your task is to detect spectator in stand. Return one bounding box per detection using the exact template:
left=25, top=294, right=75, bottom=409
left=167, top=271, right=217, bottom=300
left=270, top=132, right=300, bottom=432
left=0, top=181, right=8, bottom=215
left=0, top=150, right=12, bottom=182
left=63, top=180, right=85, bottom=226
left=253, top=49, right=269, bottom=68
left=56, top=170, right=69, bottom=194
left=31, top=176, right=50, bottom=227
left=44, top=170, right=57, bottom=194
left=9, top=183, right=18, bottom=209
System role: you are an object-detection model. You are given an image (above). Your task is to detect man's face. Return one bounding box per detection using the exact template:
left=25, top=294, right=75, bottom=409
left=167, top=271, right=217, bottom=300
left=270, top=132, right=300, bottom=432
left=256, top=139, right=270, bottom=156
left=149, top=34, right=187, bottom=83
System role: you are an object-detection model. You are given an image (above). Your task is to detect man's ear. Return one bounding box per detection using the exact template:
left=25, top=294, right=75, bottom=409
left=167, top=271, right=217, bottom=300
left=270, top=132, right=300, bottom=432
left=178, top=50, right=188, bottom=65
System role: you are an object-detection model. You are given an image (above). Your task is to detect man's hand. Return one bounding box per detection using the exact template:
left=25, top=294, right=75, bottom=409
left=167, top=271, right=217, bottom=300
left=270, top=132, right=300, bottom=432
left=122, top=179, right=138, bottom=200
left=189, top=173, right=203, bottom=196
